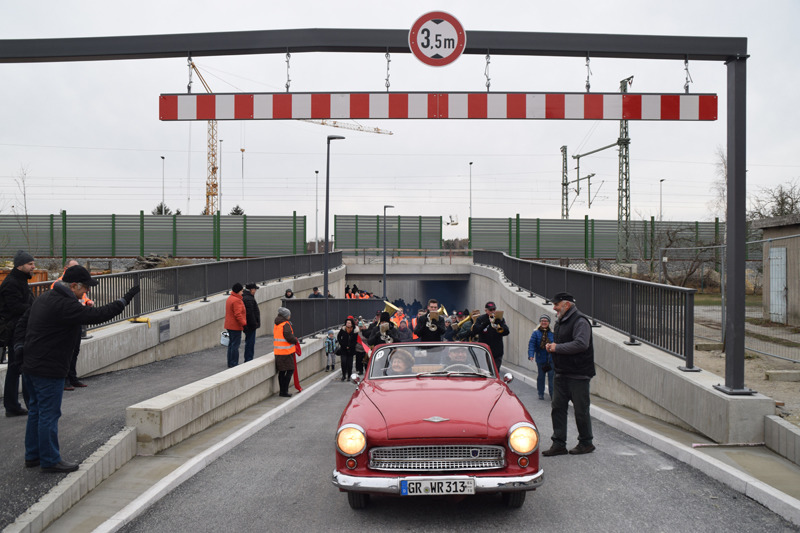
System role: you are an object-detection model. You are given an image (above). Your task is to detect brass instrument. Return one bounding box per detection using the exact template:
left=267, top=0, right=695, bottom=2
left=489, top=310, right=505, bottom=333
left=383, top=301, right=399, bottom=315
left=379, top=321, right=393, bottom=344
left=427, top=311, right=439, bottom=331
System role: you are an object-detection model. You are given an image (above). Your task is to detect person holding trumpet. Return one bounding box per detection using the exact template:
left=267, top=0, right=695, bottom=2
left=413, top=299, right=446, bottom=342
left=471, top=301, right=510, bottom=371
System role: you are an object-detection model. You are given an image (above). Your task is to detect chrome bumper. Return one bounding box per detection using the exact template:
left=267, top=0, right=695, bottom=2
left=331, top=469, right=544, bottom=494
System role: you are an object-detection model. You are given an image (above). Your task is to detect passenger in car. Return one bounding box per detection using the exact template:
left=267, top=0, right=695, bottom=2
left=441, top=346, right=473, bottom=368
left=386, top=349, right=414, bottom=376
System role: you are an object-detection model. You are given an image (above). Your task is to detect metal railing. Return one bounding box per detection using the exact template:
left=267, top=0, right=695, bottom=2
left=30, top=252, right=343, bottom=331
left=475, top=250, right=697, bottom=367
left=283, top=298, right=389, bottom=339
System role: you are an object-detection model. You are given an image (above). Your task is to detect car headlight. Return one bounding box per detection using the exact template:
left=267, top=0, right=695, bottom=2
left=508, top=422, right=539, bottom=456
left=336, top=424, right=367, bottom=456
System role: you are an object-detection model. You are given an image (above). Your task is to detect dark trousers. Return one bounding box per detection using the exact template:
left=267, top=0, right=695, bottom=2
left=4, top=343, right=29, bottom=411
left=536, top=362, right=554, bottom=398
left=341, top=354, right=354, bottom=379
left=226, top=329, right=242, bottom=367
left=550, top=375, right=593, bottom=447
left=355, top=352, right=365, bottom=373
left=243, top=329, right=256, bottom=362
left=278, top=370, right=294, bottom=395
left=23, top=374, right=65, bottom=467
left=67, top=341, right=81, bottom=385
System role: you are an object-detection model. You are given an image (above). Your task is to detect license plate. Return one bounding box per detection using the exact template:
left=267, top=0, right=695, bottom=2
left=400, top=478, right=475, bottom=496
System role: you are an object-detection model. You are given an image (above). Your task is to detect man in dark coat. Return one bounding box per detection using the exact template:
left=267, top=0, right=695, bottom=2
left=1, top=250, right=36, bottom=416
left=413, top=299, right=446, bottom=341
left=21, top=265, right=139, bottom=472
left=367, top=312, right=399, bottom=348
left=542, top=292, right=596, bottom=457
left=471, top=301, right=510, bottom=371
left=242, top=282, right=261, bottom=363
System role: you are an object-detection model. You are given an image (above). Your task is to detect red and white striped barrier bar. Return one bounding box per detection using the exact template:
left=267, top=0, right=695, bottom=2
left=159, top=92, right=717, bottom=121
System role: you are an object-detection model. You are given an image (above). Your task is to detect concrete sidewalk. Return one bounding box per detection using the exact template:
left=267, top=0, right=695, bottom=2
left=7, top=360, right=800, bottom=531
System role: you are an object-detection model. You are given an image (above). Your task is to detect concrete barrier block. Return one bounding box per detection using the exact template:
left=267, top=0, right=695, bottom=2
left=766, top=370, right=800, bottom=382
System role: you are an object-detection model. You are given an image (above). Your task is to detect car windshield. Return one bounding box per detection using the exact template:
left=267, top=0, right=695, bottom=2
left=368, top=344, right=495, bottom=379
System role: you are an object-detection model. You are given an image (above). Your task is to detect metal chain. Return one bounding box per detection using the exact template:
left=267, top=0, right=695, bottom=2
left=385, top=50, right=391, bottom=92
left=187, top=55, right=193, bottom=93
left=684, top=57, right=693, bottom=93
left=585, top=55, right=592, bottom=93
left=484, top=52, right=491, bottom=92
left=285, top=51, right=291, bottom=92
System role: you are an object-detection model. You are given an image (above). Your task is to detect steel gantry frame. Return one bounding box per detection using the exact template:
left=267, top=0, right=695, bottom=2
left=0, top=28, right=750, bottom=394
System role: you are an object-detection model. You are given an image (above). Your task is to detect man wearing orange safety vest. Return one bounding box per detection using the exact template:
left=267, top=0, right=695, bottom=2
left=52, top=260, right=93, bottom=390
left=273, top=307, right=300, bottom=397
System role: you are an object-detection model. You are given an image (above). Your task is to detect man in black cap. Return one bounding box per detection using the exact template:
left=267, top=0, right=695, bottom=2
left=307, top=287, right=324, bottom=299
left=471, top=301, right=510, bottom=371
left=242, top=282, right=261, bottom=363
left=21, top=265, right=139, bottom=472
left=542, top=292, right=596, bottom=456
left=1, top=250, right=36, bottom=416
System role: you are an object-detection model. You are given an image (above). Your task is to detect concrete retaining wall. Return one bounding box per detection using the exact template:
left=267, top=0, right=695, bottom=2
left=766, top=415, right=800, bottom=467
left=466, top=264, right=776, bottom=444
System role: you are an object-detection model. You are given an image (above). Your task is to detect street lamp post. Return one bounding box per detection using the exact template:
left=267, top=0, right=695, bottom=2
left=218, top=139, right=223, bottom=214
left=383, top=205, right=394, bottom=299
left=160, top=156, right=165, bottom=212
left=659, top=178, right=666, bottom=222
left=469, top=162, right=473, bottom=220
left=315, top=170, right=319, bottom=254
left=324, top=135, right=345, bottom=329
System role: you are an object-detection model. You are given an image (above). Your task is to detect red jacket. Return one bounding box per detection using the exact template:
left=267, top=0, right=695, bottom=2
left=224, top=292, right=247, bottom=330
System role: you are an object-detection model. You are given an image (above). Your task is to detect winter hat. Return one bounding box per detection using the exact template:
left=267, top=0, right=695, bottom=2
left=232, top=282, right=243, bottom=293
left=552, top=292, right=575, bottom=303
left=277, top=307, right=291, bottom=318
left=380, top=311, right=391, bottom=323
left=13, top=250, right=34, bottom=268
left=327, top=330, right=335, bottom=336
left=539, top=314, right=552, bottom=324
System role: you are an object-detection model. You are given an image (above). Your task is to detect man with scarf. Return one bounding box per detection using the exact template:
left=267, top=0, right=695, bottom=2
left=528, top=314, right=554, bottom=400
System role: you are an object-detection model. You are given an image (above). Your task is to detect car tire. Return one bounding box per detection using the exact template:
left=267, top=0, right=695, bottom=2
left=502, top=491, right=526, bottom=508
left=347, top=491, right=370, bottom=509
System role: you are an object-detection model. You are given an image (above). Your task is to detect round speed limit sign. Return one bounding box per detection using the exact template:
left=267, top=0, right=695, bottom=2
left=409, top=12, right=466, bottom=67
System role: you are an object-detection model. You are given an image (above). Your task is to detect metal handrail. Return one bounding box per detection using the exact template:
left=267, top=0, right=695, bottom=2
left=474, top=250, right=697, bottom=368
left=30, top=252, right=343, bottom=331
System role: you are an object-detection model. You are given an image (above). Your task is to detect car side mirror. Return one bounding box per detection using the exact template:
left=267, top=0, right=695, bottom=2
left=503, top=373, right=513, bottom=383
left=351, top=373, right=362, bottom=386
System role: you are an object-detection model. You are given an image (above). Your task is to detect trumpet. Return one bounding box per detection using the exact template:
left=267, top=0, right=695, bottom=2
left=427, top=311, right=439, bottom=331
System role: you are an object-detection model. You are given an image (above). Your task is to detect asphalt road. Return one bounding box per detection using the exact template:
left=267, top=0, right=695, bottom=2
left=0, top=334, right=275, bottom=530
left=120, top=376, right=799, bottom=533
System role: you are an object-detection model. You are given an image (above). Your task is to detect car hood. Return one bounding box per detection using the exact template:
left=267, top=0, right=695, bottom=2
left=363, top=378, right=505, bottom=440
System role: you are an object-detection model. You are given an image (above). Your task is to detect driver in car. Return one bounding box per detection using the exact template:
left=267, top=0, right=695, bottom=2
left=442, top=346, right=473, bottom=368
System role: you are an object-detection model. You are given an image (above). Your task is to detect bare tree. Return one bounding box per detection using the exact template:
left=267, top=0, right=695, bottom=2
left=11, top=165, right=34, bottom=249
left=747, top=178, right=800, bottom=220
left=707, top=145, right=727, bottom=222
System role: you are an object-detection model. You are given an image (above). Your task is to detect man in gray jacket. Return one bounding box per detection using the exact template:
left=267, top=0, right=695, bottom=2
left=542, top=292, right=596, bottom=456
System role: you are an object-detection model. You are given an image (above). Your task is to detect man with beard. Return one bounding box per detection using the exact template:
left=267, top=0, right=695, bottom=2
left=542, top=292, right=596, bottom=457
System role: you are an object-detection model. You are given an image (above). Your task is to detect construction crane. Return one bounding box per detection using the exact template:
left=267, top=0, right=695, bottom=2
left=188, top=61, right=219, bottom=216
left=302, top=119, right=393, bottom=135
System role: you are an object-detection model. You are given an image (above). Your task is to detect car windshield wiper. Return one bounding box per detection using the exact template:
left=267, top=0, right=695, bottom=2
left=416, top=371, right=449, bottom=378
left=416, top=371, right=489, bottom=378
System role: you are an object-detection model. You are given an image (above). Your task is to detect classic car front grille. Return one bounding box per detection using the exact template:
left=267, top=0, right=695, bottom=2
left=369, top=445, right=505, bottom=472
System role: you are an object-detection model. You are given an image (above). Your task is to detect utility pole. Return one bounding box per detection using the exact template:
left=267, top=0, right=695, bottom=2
left=561, top=146, right=569, bottom=219
left=617, top=76, right=634, bottom=262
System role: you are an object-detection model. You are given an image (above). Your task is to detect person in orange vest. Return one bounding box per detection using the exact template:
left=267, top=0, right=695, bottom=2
left=224, top=283, right=247, bottom=368
left=52, top=260, right=94, bottom=390
left=273, top=307, right=299, bottom=397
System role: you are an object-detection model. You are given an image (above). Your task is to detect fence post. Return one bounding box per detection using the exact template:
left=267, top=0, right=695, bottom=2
left=515, top=214, right=520, bottom=258
left=133, top=271, right=142, bottom=317
left=590, top=274, right=600, bottom=327
left=624, top=282, right=641, bottom=346
left=202, top=264, right=209, bottom=302
left=139, top=210, right=144, bottom=257
left=49, top=214, right=54, bottom=257
left=172, top=267, right=181, bottom=311
left=61, top=210, right=67, bottom=265
left=172, top=214, right=177, bottom=257
left=678, top=291, right=701, bottom=372
left=111, top=214, right=116, bottom=258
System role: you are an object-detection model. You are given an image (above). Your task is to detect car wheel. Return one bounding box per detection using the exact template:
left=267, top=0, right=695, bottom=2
left=347, top=491, right=370, bottom=509
left=502, top=491, right=526, bottom=508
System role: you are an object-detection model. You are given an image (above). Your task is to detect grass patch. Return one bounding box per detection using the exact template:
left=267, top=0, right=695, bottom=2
left=694, top=293, right=761, bottom=307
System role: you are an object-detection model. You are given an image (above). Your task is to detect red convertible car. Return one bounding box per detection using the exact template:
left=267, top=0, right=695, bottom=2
left=332, top=342, right=543, bottom=509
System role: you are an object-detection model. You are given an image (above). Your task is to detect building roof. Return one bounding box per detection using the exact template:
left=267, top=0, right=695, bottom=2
left=751, top=213, right=800, bottom=230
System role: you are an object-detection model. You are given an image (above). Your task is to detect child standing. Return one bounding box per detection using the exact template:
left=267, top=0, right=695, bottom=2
left=325, top=329, right=337, bottom=372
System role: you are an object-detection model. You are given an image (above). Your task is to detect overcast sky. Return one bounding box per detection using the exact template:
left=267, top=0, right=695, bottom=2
left=1, top=0, right=798, bottom=240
